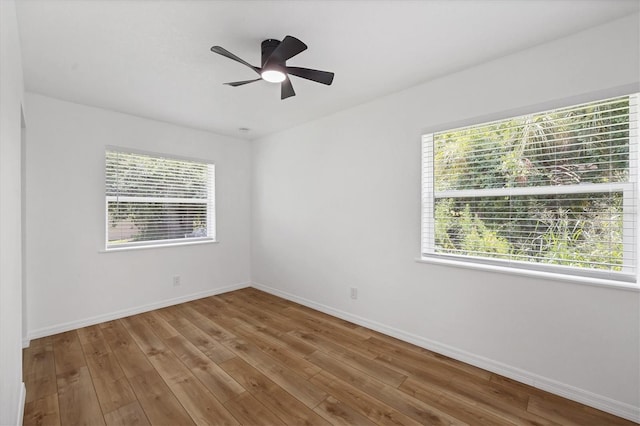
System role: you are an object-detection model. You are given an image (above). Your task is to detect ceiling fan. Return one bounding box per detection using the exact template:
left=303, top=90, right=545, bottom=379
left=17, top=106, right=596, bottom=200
left=210, top=36, right=335, bottom=100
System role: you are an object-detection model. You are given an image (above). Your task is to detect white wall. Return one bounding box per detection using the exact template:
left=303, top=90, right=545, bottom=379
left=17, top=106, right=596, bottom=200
left=251, top=15, right=640, bottom=420
left=24, top=93, right=251, bottom=338
left=0, top=0, right=25, bottom=424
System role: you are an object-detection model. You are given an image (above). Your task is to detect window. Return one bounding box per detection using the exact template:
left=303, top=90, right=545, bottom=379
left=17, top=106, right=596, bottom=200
left=105, top=149, right=215, bottom=249
left=422, top=94, right=638, bottom=283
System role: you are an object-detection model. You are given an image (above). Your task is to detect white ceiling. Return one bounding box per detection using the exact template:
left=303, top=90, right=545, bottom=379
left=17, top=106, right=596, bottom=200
left=16, top=0, right=639, bottom=140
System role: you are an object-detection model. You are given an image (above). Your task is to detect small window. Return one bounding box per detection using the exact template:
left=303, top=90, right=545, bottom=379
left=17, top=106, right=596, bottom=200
left=422, top=94, right=638, bottom=283
left=105, top=149, right=215, bottom=249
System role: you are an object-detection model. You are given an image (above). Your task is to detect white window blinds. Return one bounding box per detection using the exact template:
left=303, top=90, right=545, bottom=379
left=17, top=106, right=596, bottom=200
left=422, top=94, right=638, bottom=283
left=105, top=149, right=215, bottom=249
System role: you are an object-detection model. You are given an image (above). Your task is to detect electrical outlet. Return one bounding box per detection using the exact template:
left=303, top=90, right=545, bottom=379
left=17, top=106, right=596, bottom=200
left=173, top=275, right=181, bottom=287
left=350, top=287, right=358, bottom=300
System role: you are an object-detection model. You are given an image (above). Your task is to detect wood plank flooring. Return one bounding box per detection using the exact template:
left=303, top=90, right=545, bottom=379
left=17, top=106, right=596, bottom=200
left=23, top=288, right=636, bottom=426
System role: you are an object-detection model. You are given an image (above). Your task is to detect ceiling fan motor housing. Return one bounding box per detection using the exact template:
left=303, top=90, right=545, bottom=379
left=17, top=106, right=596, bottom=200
left=261, top=39, right=282, bottom=67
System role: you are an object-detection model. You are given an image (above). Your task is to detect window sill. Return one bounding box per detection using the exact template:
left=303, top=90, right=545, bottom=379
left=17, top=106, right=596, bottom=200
left=100, top=239, right=218, bottom=253
left=415, top=256, right=639, bottom=292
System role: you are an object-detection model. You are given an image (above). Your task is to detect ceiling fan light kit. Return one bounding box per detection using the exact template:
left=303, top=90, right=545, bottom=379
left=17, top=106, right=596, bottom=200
left=261, top=69, right=286, bottom=83
left=210, top=35, right=334, bottom=100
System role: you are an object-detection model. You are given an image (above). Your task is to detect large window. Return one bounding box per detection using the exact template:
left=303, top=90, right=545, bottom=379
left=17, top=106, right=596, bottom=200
left=105, top=149, right=215, bottom=249
left=422, top=94, right=638, bottom=283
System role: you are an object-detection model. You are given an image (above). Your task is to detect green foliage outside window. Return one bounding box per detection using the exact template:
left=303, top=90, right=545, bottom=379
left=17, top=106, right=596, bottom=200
left=431, top=97, right=631, bottom=272
left=106, top=151, right=211, bottom=245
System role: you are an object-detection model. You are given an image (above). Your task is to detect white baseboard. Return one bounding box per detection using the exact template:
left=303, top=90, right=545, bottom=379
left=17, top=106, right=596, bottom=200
left=251, top=281, right=640, bottom=423
left=26, top=281, right=250, bottom=341
left=17, top=382, right=25, bottom=426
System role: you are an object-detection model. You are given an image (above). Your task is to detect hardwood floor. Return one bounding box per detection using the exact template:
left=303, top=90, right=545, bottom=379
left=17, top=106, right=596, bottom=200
left=23, top=288, right=636, bottom=426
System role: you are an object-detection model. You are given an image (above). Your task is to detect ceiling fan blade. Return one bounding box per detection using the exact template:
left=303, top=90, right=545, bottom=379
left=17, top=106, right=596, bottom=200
left=265, top=36, right=307, bottom=67
left=210, top=46, right=260, bottom=74
left=285, top=67, right=334, bottom=85
left=224, top=78, right=262, bottom=87
left=281, top=77, right=295, bottom=100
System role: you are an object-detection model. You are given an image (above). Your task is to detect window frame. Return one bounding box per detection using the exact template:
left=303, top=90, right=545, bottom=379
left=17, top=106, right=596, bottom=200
left=104, top=147, right=216, bottom=251
left=420, top=93, right=639, bottom=285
